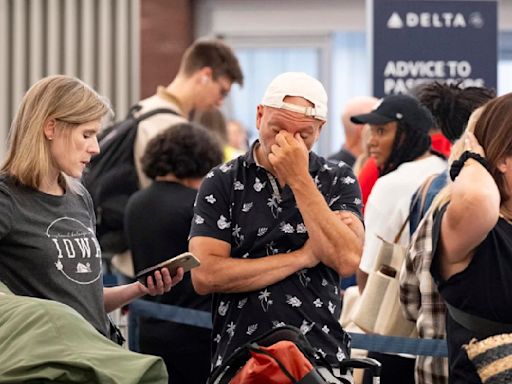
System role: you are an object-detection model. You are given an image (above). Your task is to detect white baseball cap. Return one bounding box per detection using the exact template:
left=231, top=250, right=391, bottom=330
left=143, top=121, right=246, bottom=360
left=261, top=72, right=328, bottom=121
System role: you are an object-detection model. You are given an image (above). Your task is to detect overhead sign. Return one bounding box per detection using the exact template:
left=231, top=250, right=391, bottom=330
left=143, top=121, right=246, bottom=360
left=371, top=0, right=497, bottom=97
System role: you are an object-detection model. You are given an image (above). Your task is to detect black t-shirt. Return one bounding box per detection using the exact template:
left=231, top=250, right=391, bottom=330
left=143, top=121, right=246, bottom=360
left=431, top=204, right=512, bottom=384
left=125, top=181, right=211, bottom=346
left=190, top=142, right=363, bottom=369
left=327, top=148, right=356, bottom=168
left=0, top=176, right=107, bottom=335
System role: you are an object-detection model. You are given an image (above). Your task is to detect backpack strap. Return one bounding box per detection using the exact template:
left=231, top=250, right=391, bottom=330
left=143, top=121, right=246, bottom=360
left=127, top=104, right=143, bottom=116
left=208, top=347, right=251, bottom=384
left=445, top=302, right=512, bottom=337
left=417, top=174, right=438, bottom=215
left=134, top=107, right=180, bottom=123
left=393, top=173, right=438, bottom=243
left=98, top=106, right=180, bottom=144
left=252, top=326, right=332, bottom=369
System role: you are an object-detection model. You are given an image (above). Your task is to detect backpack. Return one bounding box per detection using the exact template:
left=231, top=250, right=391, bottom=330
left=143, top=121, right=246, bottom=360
left=209, top=326, right=329, bottom=384
left=209, top=326, right=381, bottom=384
left=82, top=105, right=179, bottom=254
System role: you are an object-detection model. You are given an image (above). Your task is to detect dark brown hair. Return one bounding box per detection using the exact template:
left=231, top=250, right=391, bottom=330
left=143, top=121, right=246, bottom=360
left=142, top=122, right=223, bottom=180
left=474, top=93, right=512, bottom=202
left=180, top=39, right=244, bottom=86
left=416, top=82, right=495, bottom=142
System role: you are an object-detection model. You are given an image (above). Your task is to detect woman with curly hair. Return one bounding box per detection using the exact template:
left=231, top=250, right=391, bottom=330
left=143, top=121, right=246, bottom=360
left=408, top=82, right=495, bottom=233
left=125, top=122, right=223, bottom=384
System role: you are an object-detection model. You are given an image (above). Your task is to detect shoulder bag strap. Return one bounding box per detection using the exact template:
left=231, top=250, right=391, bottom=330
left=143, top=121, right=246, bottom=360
left=135, top=107, right=180, bottom=123
left=393, top=173, right=438, bottom=243
left=445, top=301, right=512, bottom=337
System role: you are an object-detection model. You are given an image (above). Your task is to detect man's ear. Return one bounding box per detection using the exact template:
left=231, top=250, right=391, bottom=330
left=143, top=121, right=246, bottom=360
left=318, top=120, right=326, bottom=132
left=256, top=105, right=265, bottom=131
left=43, top=118, right=57, bottom=140
left=198, top=67, right=213, bottom=84
left=314, top=121, right=326, bottom=141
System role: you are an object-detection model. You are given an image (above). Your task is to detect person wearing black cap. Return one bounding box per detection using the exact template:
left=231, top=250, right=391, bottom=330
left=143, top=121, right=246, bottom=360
left=351, top=94, right=438, bottom=178
left=352, top=94, right=447, bottom=384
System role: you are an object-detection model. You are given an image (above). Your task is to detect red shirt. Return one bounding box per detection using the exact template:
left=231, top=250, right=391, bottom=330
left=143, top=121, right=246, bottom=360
left=357, top=157, right=379, bottom=210
left=431, top=132, right=451, bottom=158
left=357, top=133, right=451, bottom=211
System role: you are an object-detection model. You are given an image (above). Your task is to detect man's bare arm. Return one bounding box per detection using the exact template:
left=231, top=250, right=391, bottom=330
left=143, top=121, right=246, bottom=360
left=293, top=179, right=363, bottom=276
left=269, top=132, right=363, bottom=277
left=190, top=236, right=318, bottom=294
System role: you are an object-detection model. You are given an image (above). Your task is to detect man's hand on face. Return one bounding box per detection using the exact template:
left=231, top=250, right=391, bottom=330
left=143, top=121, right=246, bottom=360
left=268, top=131, right=309, bottom=188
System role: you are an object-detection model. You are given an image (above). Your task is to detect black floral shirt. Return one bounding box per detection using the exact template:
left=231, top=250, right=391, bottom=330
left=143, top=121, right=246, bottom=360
left=190, top=141, right=363, bottom=369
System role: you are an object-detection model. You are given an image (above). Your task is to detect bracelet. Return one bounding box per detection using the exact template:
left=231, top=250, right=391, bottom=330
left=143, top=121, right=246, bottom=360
left=449, top=151, right=490, bottom=181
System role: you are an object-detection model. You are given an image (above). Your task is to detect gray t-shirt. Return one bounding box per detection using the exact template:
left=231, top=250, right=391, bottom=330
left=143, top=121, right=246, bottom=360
left=0, top=175, right=107, bottom=334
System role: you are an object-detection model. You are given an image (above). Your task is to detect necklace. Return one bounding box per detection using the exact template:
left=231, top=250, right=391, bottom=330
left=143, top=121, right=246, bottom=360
left=499, top=205, right=512, bottom=225
left=500, top=213, right=512, bottom=225
left=253, top=143, right=282, bottom=215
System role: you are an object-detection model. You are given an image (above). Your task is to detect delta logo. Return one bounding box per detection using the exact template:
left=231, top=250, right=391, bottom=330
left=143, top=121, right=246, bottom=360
left=386, top=11, right=484, bottom=29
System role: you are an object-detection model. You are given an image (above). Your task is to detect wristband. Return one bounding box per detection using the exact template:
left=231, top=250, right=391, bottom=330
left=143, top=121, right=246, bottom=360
left=449, top=150, right=490, bottom=181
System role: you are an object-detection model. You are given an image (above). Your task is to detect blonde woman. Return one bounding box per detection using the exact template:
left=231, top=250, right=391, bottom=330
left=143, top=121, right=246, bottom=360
left=430, top=93, right=512, bottom=384
left=0, top=75, right=182, bottom=339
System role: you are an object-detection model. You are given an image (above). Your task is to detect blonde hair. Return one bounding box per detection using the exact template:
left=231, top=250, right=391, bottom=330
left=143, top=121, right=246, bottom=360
left=1, top=75, right=112, bottom=189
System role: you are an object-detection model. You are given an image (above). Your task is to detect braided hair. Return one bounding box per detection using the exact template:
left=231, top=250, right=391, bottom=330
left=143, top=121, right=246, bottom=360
left=416, top=82, right=495, bottom=142
left=380, top=119, right=433, bottom=176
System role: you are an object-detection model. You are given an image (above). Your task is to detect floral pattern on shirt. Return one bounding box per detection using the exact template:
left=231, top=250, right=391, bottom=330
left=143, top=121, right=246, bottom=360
left=190, top=143, right=362, bottom=368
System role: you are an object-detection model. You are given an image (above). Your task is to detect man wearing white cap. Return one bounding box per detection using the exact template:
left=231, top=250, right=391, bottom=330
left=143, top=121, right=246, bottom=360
left=189, top=72, right=364, bottom=381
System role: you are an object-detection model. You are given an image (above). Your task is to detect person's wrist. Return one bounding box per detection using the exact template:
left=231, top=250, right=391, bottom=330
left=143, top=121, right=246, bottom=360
left=135, top=280, right=147, bottom=295
left=463, top=158, right=482, bottom=168
left=449, top=150, right=489, bottom=181
left=287, top=171, right=313, bottom=191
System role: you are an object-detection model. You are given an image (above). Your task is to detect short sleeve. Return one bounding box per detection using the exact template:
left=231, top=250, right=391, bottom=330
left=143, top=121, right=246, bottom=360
left=329, top=163, right=363, bottom=220
left=73, top=180, right=97, bottom=229
left=359, top=180, right=410, bottom=273
left=189, top=168, right=233, bottom=244
left=359, top=203, right=387, bottom=273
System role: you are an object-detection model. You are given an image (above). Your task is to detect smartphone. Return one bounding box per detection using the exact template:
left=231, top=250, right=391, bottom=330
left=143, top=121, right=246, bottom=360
left=135, top=252, right=200, bottom=285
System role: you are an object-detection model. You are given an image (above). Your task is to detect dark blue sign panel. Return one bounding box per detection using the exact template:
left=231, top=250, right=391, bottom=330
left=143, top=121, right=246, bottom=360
left=372, top=0, right=497, bottom=97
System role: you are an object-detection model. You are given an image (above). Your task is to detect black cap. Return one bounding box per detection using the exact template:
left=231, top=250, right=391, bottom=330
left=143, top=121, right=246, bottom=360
left=350, top=94, right=433, bottom=134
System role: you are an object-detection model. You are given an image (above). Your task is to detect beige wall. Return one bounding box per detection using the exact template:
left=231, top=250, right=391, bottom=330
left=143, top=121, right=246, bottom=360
left=0, top=0, right=140, bottom=161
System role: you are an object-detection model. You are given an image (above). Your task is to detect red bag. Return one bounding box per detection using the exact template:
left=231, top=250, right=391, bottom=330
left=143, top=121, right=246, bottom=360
left=231, top=340, right=314, bottom=384
left=208, top=326, right=381, bottom=384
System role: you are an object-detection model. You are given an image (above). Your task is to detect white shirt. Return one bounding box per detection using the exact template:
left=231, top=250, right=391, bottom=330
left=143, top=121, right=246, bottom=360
left=134, top=89, right=187, bottom=189
left=359, top=155, right=447, bottom=273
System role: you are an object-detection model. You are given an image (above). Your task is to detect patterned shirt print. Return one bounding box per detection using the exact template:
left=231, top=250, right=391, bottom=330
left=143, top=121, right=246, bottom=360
left=190, top=141, right=362, bottom=368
